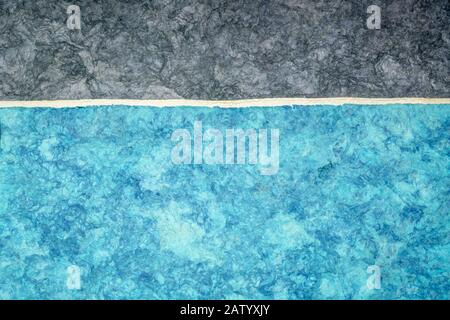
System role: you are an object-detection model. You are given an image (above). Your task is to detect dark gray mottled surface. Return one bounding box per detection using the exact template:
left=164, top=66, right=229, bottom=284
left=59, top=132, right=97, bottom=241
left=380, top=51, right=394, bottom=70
left=0, top=0, right=449, bottom=100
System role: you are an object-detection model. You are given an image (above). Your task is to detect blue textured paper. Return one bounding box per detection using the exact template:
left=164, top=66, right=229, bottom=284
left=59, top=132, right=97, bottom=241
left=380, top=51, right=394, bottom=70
left=0, top=104, right=449, bottom=299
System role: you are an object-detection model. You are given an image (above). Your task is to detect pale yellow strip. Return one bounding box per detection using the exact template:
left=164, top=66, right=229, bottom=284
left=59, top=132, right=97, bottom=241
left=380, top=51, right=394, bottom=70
left=0, top=97, right=449, bottom=108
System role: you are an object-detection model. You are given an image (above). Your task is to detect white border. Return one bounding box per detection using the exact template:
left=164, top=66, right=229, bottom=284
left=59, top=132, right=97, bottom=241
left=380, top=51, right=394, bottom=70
left=0, top=98, right=449, bottom=108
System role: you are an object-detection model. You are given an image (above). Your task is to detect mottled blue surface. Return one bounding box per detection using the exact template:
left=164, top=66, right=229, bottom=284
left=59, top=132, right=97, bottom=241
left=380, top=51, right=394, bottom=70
left=0, top=104, right=449, bottom=300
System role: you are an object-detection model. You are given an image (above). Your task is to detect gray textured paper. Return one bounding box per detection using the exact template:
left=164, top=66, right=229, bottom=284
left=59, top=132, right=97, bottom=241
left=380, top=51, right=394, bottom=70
left=0, top=0, right=449, bottom=100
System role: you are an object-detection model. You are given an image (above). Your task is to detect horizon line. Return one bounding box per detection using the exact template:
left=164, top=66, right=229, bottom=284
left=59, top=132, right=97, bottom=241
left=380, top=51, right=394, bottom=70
left=0, top=97, right=450, bottom=108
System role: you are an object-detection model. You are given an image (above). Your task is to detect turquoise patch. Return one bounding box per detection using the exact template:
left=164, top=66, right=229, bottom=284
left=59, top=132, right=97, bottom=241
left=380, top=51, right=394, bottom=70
left=0, top=104, right=449, bottom=299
